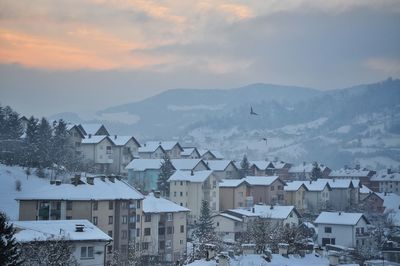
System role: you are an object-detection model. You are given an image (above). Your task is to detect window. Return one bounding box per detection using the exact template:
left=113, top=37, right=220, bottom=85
left=108, top=216, right=113, bottom=225
left=107, top=245, right=113, bottom=254
left=180, top=191, right=183, bottom=197
left=122, top=230, right=128, bottom=239
left=159, top=241, right=165, bottom=249
left=136, top=214, right=140, bottom=222
left=93, top=202, right=98, bottom=211
left=167, top=213, right=173, bottom=221
left=109, top=201, right=113, bottom=210
left=81, top=246, right=94, bottom=259
left=108, top=231, right=113, bottom=237
left=180, top=240, right=183, bottom=245
left=174, top=192, right=177, bottom=197
left=271, top=186, right=275, bottom=191
left=324, top=227, right=332, bottom=233
left=136, top=228, right=140, bottom=237
left=142, top=242, right=149, bottom=250
left=136, top=201, right=141, bottom=209
left=144, top=228, right=151, bottom=236
left=122, top=215, right=128, bottom=224
left=213, top=180, right=217, bottom=188
left=106, top=146, right=112, bottom=154
left=159, top=227, right=165, bottom=235
left=167, top=226, right=173, bottom=234
left=166, top=240, right=171, bottom=248
left=180, top=203, right=183, bottom=206
left=180, top=225, right=184, bottom=233
left=66, top=201, right=72, bottom=210
left=145, top=214, right=151, bottom=222
left=93, top=216, right=98, bottom=225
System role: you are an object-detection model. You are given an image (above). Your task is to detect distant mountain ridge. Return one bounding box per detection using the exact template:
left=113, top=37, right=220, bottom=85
left=50, top=78, right=400, bottom=169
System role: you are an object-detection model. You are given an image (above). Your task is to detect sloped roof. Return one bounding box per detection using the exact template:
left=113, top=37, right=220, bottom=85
left=377, top=193, right=400, bottom=226
left=199, top=149, right=223, bottom=159
left=145, top=141, right=183, bottom=152
left=219, top=179, right=245, bottom=188
left=253, top=204, right=299, bottom=219
left=250, top=161, right=274, bottom=170
left=245, top=176, right=280, bottom=186
left=284, top=180, right=330, bottom=192
left=109, top=135, right=140, bottom=147
left=289, top=163, right=328, bottom=173
left=329, top=168, right=374, bottom=178
left=371, top=171, right=400, bottom=182
left=359, top=185, right=372, bottom=194
left=16, top=176, right=144, bottom=201
left=143, top=193, right=189, bottom=213
left=314, top=212, right=367, bottom=225
left=125, top=159, right=165, bottom=171
left=181, top=147, right=199, bottom=156
left=139, top=142, right=165, bottom=153
left=12, top=219, right=112, bottom=242
left=214, top=213, right=243, bottom=222
left=205, top=160, right=237, bottom=171
left=79, top=124, right=106, bottom=136
left=171, top=159, right=209, bottom=171
left=168, top=170, right=213, bottom=183
left=81, top=135, right=110, bottom=144
left=319, top=178, right=359, bottom=189
left=272, top=161, right=289, bottom=169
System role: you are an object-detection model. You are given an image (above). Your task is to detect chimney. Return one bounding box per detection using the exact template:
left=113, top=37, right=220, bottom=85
left=252, top=207, right=255, bottom=213
left=55, top=180, right=62, bottom=186
left=154, top=191, right=161, bottom=198
left=387, top=169, right=392, bottom=174
left=100, top=176, right=106, bottom=182
left=384, top=192, right=387, bottom=196
left=355, top=164, right=360, bottom=170
left=270, top=205, right=274, bottom=210
left=108, top=176, right=115, bottom=183
left=191, top=170, right=194, bottom=176
left=86, top=176, right=94, bottom=185
left=114, top=135, right=117, bottom=140
left=75, top=224, right=84, bottom=232
left=344, top=164, right=348, bottom=170
left=88, top=134, right=92, bottom=138
left=309, top=180, right=312, bottom=184
left=338, top=212, right=342, bottom=215
left=50, top=180, right=55, bottom=185
left=71, top=174, right=81, bottom=186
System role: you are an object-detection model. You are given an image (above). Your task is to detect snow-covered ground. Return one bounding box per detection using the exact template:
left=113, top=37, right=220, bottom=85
left=187, top=253, right=329, bottom=266
left=0, top=164, right=49, bottom=220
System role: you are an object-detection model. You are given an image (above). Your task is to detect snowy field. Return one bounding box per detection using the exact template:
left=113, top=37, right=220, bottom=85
left=0, top=164, right=49, bottom=220
left=187, top=253, right=329, bottom=266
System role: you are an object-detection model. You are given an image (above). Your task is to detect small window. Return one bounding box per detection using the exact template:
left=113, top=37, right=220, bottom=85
left=93, top=202, right=98, bottom=211
left=159, top=241, right=165, bottom=249
left=174, top=192, right=177, bottom=197
left=145, top=214, right=151, bottom=222
left=167, top=213, right=173, bottom=221
left=81, top=246, right=94, bottom=259
left=325, top=227, right=332, bottom=233
left=122, top=215, right=128, bottom=224
left=93, top=216, right=98, bottom=225
left=108, top=230, right=113, bottom=237
left=107, top=245, right=112, bottom=253
left=271, top=186, right=275, bottom=191
left=136, top=228, right=140, bottom=237
left=66, top=201, right=72, bottom=210
left=136, top=201, right=141, bottom=209
left=144, top=228, right=151, bottom=236
left=180, top=191, right=183, bottom=197
left=108, top=216, right=113, bottom=225
left=167, top=226, right=173, bottom=234
left=109, top=201, right=113, bottom=210
left=136, top=214, right=140, bottom=222
left=142, top=242, right=149, bottom=250
left=166, top=240, right=171, bottom=248
left=180, top=181, right=183, bottom=186
left=122, top=230, right=128, bottom=239
left=106, top=146, right=112, bottom=154
left=180, top=225, right=184, bottom=233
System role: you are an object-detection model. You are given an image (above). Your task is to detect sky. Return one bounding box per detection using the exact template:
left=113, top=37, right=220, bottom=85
left=0, top=0, right=399, bottom=117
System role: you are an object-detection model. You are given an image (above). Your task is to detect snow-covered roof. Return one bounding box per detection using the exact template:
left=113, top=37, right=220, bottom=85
left=16, top=176, right=144, bottom=201
left=319, top=178, right=360, bottom=189
left=171, top=159, right=209, bottom=171
left=109, top=135, right=140, bottom=147
left=198, top=149, right=223, bottom=159
left=285, top=180, right=330, bottom=192
left=205, top=160, right=236, bottom=171
left=139, top=142, right=164, bottom=153
left=359, top=185, right=372, bottom=194
left=272, top=161, right=289, bottom=169
left=252, top=204, right=298, bottom=219
left=81, top=135, right=109, bottom=144
left=314, top=212, right=367, bottom=226
left=219, top=179, right=245, bottom=188
left=215, top=213, right=243, bottom=222
left=125, top=159, right=166, bottom=171
left=219, top=176, right=280, bottom=188
left=12, top=219, right=112, bottom=242
left=289, top=163, right=328, bottom=173
left=143, top=193, right=189, bottom=213
left=168, top=170, right=213, bottom=183
left=227, top=208, right=258, bottom=218
left=145, top=141, right=183, bottom=151
left=370, top=171, right=400, bottom=182
left=250, top=161, right=273, bottom=170
left=329, top=168, right=373, bottom=178
left=79, top=124, right=105, bottom=136
left=376, top=193, right=400, bottom=226
left=181, top=147, right=198, bottom=156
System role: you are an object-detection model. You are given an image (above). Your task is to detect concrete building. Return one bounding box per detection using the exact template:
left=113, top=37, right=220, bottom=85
left=109, top=135, right=141, bottom=175
left=80, top=135, right=114, bottom=173
left=144, top=141, right=184, bottom=159
left=370, top=169, right=400, bottom=194
left=205, top=160, right=240, bottom=180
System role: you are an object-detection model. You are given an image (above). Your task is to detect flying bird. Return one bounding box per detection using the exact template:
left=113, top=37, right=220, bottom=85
left=250, top=106, right=259, bottom=116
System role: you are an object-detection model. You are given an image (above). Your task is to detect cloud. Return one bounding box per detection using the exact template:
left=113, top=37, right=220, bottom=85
left=365, top=58, right=400, bottom=75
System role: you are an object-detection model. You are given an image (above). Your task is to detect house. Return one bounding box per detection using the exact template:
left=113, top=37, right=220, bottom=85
left=268, top=161, right=292, bottom=181
left=181, top=147, right=201, bottom=159
left=138, top=143, right=166, bottom=159
left=144, top=141, right=184, bottom=159
left=140, top=192, right=189, bottom=264
left=168, top=170, right=219, bottom=224
left=198, top=149, right=224, bottom=160
left=362, top=192, right=400, bottom=226
left=249, top=161, right=274, bottom=176
left=78, top=123, right=110, bottom=136
left=16, top=175, right=144, bottom=264
left=212, top=212, right=244, bottom=242
left=219, top=176, right=286, bottom=211
left=109, top=135, right=141, bottom=175
left=126, top=159, right=172, bottom=193
left=12, top=219, right=111, bottom=266
left=361, top=192, right=386, bottom=213
left=80, top=135, right=114, bottom=173
left=205, top=160, right=240, bottom=180
left=288, top=162, right=331, bottom=180
left=250, top=204, right=301, bottom=227
left=359, top=184, right=373, bottom=201
left=329, top=168, right=376, bottom=188
left=314, top=212, right=370, bottom=248
left=284, top=180, right=331, bottom=213
left=319, top=178, right=360, bottom=211
left=370, top=169, right=400, bottom=194
left=67, top=124, right=86, bottom=155
left=171, top=159, right=210, bottom=172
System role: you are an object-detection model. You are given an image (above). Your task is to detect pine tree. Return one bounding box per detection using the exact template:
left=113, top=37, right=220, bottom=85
left=24, top=116, right=39, bottom=167
left=157, top=154, right=174, bottom=197
left=310, top=161, right=322, bottom=181
left=0, top=106, right=23, bottom=140
left=51, top=119, right=75, bottom=172
left=0, top=212, right=21, bottom=265
left=240, top=154, right=250, bottom=178
left=37, top=118, right=53, bottom=168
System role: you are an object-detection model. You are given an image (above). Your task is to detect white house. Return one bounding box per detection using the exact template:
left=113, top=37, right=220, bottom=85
left=80, top=135, right=114, bottom=173
left=198, top=149, right=224, bottom=160
left=205, top=160, right=240, bottom=180
left=144, top=141, right=184, bottom=159
left=370, top=170, right=400, bottom=195
left=12, top=219, right=112, bottom=266
left=314, top=212, right=370, bottom=248
left=181, top=147, right=201, bottom=159
left=213, top=213, right=244, bottom=242
left=138, top=143, right=166, bottom=159
left=168, top=170, right=219, bottom=224
left=109, top=135, right=141, bottom=175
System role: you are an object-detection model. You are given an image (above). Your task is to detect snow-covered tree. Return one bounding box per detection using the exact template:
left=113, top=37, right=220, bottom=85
left=0, top=212, right=21, bottom=265
left=240, top=154, right=250, bottom=178
left=24, top=116, right=39, bottom=167
left=19, top=236, right=77, bottom=266
left=0, top=105, right=23, bottom=140
left=157, top=153, right=174, bottom=197
left=193, top=200, right=220, bottom=257
left=310, top=162, right=322, bottom=181
left=37, top=117, right=53, bottom=168
left=245, top=217, right=276, bottom=253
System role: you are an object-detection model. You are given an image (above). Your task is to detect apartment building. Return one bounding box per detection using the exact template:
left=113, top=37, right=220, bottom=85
left=16, top=175, right=144, bottom=264
left=144, top=141, right=184, bottom=159
left=205, top=160, right=240, bottom=180
left=80, top=135, right=114, bottom=173
left=168, top=170, right=219, bottom=224
left=140, top=192, right=189, bottom=264
left=109, top=135, right=141, bottom=175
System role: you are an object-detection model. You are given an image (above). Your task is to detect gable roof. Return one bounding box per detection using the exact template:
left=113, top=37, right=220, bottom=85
left=250, top=161, right=274, bottom=170
left=284, top=180, right=331, bottom=192
left=139, top=142, right=165, bottom=153
left=272, top=161, right=290, bottom=169
left=319, top=178, right=360, bottom=189
left=205, top=160, right=238, bottom=171
left=67, top=124, right=85, bottom=138
left=171, top=159, right=209, bottom=171
left=220, top=176, right=282, bottom=188
left=181, top=147, right=200, bottom=157
left=213, top=213, right=243, bottom=222
left=289, top=163, right=329, bottom=173
left=314, top=212, right=368, bottom=226
left=109, top=135, right=140, bottom=147
left=252, top=204, right=300, bottom=219
left=168, top=170, right=213, bottom=183
left=81, top=135, right=111, bottom=145
left=330, top=168, right=374, bottom=178
left=125, top=159, right=168, bottom=171
left=198, top=149, right=223, bottom=159
left=143, top=193, right=189, bottom=213
left=16, top=176, right=144, bottom=201
left=12, top=219, right=112, bottom=242
left=219, top=179, right=246, bottom=188
left=79, top=124, right=109, bottom=136
left=371, top=171, right=400, bottom=182
left=145, top=141, right=183, bottom=152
